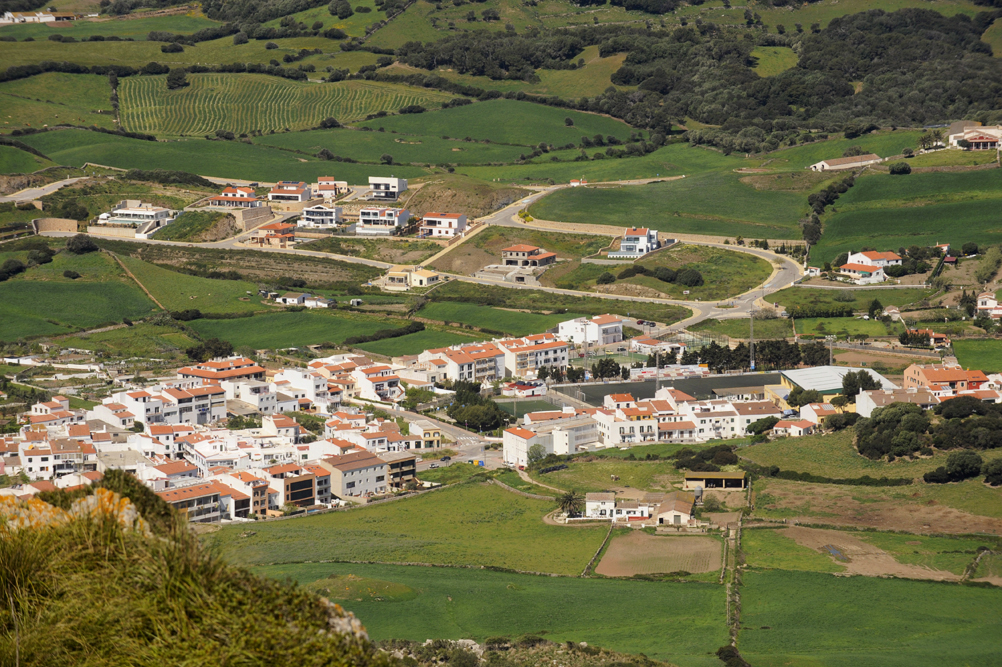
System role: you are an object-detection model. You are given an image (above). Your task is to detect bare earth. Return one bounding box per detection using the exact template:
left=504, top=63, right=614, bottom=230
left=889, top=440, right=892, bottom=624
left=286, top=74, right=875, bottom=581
left=779, top=526, right=960, bottom=580
left=595, top=531, right=721, bottom=577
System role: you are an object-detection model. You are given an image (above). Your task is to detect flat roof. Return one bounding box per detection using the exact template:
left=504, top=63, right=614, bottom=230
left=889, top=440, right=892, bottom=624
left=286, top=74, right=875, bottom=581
left=683, top=471, right=746, bottom=479
left=781, top=366, right=897, bottom=393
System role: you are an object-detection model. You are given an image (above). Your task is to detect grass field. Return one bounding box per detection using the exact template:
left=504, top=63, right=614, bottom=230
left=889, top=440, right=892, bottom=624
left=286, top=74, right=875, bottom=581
left=430, top=226, right=612, bottom=275
left=115, top=254, right=261, bottom=314
left=187, top=310, right=404, bottom=349
left=57, top=321, right=198, bottom=358
left=119, top=75, right=458, bottom=136
left=747, top=130, right=923, bottom=172
left=595, top=532, right=722, bottom=577
left=812, top=169, right=1002, bottom=263
left=358, top=99, right=634, bottom=146
left=254, top=561, right=728, bottom=664
left=204, top=482, right=606, bottom=575
left=953, top=339, right=1002, bottom=373
left=739, top=431, right=956, bottom=479
left=415, top=462, right=485, bottom=485
left=0, top=72, right=115, bottom=131
left=493, top=469, right=559, bottom=497
left=529, top=171, right=806, bottom=239
left=256, top=127, right=527, bottom=165
left=856, top=532, right=986, bottom=576
left=354, top=328, right=482, bottom=357
left=742, top=527, right=846, bottom=573
left=301, top=236, right=441, bottom=264
left=0, top=146, right=54, bottom=174
left=769, top=286, right=933, bottom=312
left=0, top=13, right=220, bottom=41
left=531, top=457, right=681, bottom=494
left=690, top=317, right=793, bottom=339
left=417, top=301, right=579, bottom=337
left=983, top=18, right=1002, bottom=56
left=264, top=0, right=387, bottom=39
left=18, top=128, right=427, bottom=182
left=750, top=46, right=799, bottom=77
left=149, top=210, right=228, bottom=242
left=739, top=570, right=1002, bottom=667
left=794, top=317, right=900, bottom=337
left=497, top=399, right=555, bottom=418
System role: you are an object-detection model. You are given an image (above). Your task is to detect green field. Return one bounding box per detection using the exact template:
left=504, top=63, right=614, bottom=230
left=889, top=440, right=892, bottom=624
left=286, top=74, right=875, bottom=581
left=431, top=226, right=613, bottom=275
left=497, top=399, right=556, bottom=418
left=0, top=72, right=115, bottom=131
left=256, top=127, right=527, bottom=165
left=769, top=286, right=933, bottom=312
left=740, top=570, right=1002, bottom=667
left=529, top=171, right=807, bottom=239
left=115, top=254, right=262, bottom=314
left=204, top=482, right=607, bottom=575
left=18, top=128, right=426, bottom=182
left=354, top=328, right=483, bottom=357
left=119, top=75, right=458, bottom=136
left=812, top=170, right=1002, bottom=263
left=794, top=317, right=900, bottom=337
left=0, top=145, right=54, bottom=174
left=263, top=0, right=387, bottom=39
left=747, top=130, right=923, bottom=172
left=254, top=562, right=728, bottom=664
left=57, top=321, right=198, bottom=358
left=953, top=339, right=1002, bottom=373
left=358, top=99, right=633, bottom=146
left=149, top=210, right=228, bottom=242
left=751, top=46, right=799, bottom=77
left=187, top=310, right=403, bottom=349
left=530, top=457, right=682, bottom=494
left=0, top=13, right=220, bottom=41
left=417, top=301, right=578, bottom=336
left=742, top=527, right=846, bottom=573
left=690, top=317, right=793, bottom=340
left=856, top=532, right=986, bottom=576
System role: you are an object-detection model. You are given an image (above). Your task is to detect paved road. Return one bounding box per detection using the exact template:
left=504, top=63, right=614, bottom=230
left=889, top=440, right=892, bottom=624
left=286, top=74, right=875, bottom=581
left=0, top=177, right=88, bottom=203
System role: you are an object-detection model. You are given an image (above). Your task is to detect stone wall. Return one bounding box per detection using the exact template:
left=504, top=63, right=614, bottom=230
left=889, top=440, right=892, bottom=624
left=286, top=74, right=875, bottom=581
left=32, top=218, right=78, bottom=234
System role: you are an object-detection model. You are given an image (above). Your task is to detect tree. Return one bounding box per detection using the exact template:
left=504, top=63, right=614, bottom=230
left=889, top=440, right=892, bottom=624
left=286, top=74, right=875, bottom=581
left=380, top=153, right=393, bottom=164
left=889, top=162, right=911, bottom=175
left=801, top=342, right=828, bottom=366
left=984, top=459, right=1002, bottom=486
left=747, top=416, right=779, bottom=435
left=319, top=117, right=340, bottom=128
left=537, top=366, right=550, bottom=381
left=945, top=450, right=983, bottom=481
left=557, top=490, right=583, bottom=516
left=566, top=366, right=585, bottom=382
left=676, top=268, right=704, bottom=287
left=185, top=337, right=233, bottom=363
left=868, top=298, right=883, bottom=319
left=596, top=272, right=616, bottom=285
left=527, top=443, right=546, bottom=466
left=787, top=386, right=821, bottom=407
left=62, top=270, right=80, bottom=279
left=317, top=148, right=335, bottom=160
left=842, top=370, right=879, bottom=403
left=65, top=234, right=98, bottom=254
left=232, top=31, right=248, bottom=45
left=329, top=0, right=353, bottom=18
left=166, top=68, right=188, bottom=89
left=830, top=395, right=848, bottom=409
left=564, top=117, right=574, bottom=126
left=591, top=357, right=621, bottom=379
left=962, top=242, right=979, bottom=256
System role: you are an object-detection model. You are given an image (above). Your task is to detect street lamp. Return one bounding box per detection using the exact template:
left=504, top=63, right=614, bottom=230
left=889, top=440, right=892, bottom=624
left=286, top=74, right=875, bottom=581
left=825, top=335, right=836, bottom=365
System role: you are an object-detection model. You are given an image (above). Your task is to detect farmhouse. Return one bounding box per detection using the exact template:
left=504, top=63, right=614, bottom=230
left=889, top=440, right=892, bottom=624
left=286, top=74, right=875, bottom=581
left=275, top=292, right=308, bottom=305
left=502, top=244, right=557, bottom=268
left=368, top=177, right=407, bottom=201
left=357, top=207, right=409, bottom=235
left=837, top=262, right=886, bottom=285
left=1, top=10, right=76, bottom=23
left=384, top=265, right=441, bottom=291
left=903, top=363, right=986, bottom=392
left=655, top=491, right=696, bottom=526
left=772, top=419, right=815, bottom=437
left=268, top=181, right=312, bottom=202
left=419, top=212, right=467, bottom=238
left=808, top=154, right=882, bottom=171
left=947, top=122, right=1002, bottom=150
left=208, top=186, right=262, bottom=208
left=847, top=250, right=902, bottom=267
left=977, top=291, right=1002, bottom=319
left=799, top=402, right=839, bottom=426
left=584, top=492, right=616, bottom=518
left=906, top=328, right=951, bottom=349
left=609, top=227, right=660, bottom=259
left=557, top=314, right=624, bottom=345
left=300, top=203, right=343, bottom=228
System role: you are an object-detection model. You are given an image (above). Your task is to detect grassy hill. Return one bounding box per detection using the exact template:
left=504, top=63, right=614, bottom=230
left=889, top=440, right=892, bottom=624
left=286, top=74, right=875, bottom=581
left=0, top=72, right=115, bottom=131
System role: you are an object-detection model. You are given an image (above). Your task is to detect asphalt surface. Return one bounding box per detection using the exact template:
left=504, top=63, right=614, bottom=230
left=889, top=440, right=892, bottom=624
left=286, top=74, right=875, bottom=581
left=0, top=177, right=88, bottom=203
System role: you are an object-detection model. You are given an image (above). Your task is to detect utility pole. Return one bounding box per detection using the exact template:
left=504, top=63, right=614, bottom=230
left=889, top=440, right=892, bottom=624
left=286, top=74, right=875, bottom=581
left=749, top=305, right=755, bottom=372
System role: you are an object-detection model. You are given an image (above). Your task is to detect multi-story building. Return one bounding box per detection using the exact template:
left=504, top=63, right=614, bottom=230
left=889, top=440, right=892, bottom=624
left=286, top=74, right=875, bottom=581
left=178, top=356, right=266, bottom=383
left=497, top=334, right=569, bottom=378
left=368, top=176, right=407, bottom=201
left=846, top=251, right=903, bottom=268
left=557, top=314, right=624, bottom=345
left=156, top=482, right=223, bottom=523
left=315, top=177, right=350, bottom=199
left=207, top=186, right=262, bottom=208
left=501, top=244, right=556, bottom=268
left=300, top=203, right=343, bottom=228
left=98, top=201, right=174, bottom=227
left=609, top=227, right=659, bottom=259
left=268, top=181, right=312, bottom=202
left=357, top=207, right=409, bottom=235
left=351, top=365, right=404, bottom=403
left=379, top=451, right=417, bottom=489
left=263, top=463, right=317, bottom=508
left=419, top=213, right=467, bottom=238
left=903, top=363, right=988, bottom=392
left=321, top=450, right=388, bottom=498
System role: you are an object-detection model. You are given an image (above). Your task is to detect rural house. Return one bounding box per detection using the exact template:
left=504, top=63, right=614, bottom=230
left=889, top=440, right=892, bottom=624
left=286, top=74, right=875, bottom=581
left=268, top=181, right=312, bottom=202
left=846, top=250, right=902, bottom=267
left=502, top=245, right=557, bottom=268
left=809, top=154, right=882, bottom=171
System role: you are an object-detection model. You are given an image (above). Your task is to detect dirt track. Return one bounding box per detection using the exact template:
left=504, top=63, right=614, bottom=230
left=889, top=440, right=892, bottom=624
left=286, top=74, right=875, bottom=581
left=780, top=526, right=960, bottom=581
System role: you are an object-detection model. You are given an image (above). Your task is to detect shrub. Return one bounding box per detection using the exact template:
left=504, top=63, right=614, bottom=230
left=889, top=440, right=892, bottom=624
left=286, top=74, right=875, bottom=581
left=63, top=270, right=81, bottom=279
left=233, top=31, right=248, bottom=45
left=265, top=41, right=278, bottom=49
left=66, top=235, right=98, bottom=255
left=161, top=42, right=183, bottom=53
left=889, top=162, right=912, bottom=175
left=596, top=272, right=616, bottom=285
left=676, top=268, right=704, bottom=287
left=983, top=459, right=1002, bottom=486
left=945, top=450, right=983, bottom=481
left=398, top=105, right=426, bottom=114
left=653, top=266, right=676, bottom=283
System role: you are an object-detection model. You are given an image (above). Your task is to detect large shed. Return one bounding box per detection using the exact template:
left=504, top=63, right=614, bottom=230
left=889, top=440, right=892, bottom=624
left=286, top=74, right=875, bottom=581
left=682, top=471, right=747, bottom=491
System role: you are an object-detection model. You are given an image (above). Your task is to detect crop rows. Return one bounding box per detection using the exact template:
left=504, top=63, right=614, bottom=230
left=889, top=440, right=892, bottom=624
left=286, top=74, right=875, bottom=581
left=119, top=74, right=456, bottom=136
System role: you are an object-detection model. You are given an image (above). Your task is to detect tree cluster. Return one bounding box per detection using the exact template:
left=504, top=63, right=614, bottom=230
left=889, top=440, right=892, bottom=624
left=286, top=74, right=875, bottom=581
left=446, top=381, right=511, bottom=432
left=671, top=444, right=738, bottom=473
left=342, top=321, right=424, bottom=346
left=184, top=337, right=234, bottom=362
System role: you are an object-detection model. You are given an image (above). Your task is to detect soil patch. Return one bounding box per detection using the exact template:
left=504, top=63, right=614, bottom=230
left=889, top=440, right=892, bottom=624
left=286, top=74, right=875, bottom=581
left=779, top=526, right=960, bottom=581
left=595, top=531, right=722, bottom=577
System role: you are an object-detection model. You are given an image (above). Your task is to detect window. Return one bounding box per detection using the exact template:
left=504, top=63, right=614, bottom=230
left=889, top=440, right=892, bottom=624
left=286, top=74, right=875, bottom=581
left=376, top=475, right=384, bottom=482
left=346, top=481, right=355, bottom=489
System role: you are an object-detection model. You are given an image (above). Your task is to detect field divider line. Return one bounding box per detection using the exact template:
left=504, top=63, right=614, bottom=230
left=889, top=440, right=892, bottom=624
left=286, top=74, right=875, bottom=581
left=581, top=523, right=616, bottom=577
left=107, top=251, right=165, bottom=310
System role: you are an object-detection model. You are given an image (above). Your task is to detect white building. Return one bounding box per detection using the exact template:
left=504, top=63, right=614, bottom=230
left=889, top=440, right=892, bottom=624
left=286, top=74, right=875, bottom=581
left=207, top=186, right=262, bottom=208
left=273, top=368, right=335, bottom=411
left=351, top=365, right=404, bottom=403
left=368, top=176, right=407, bottom=202
left=315, top=177, right=350, bottom=200
left=300, top=203, right=343, bottom=228
left=497, top=334, right=569, bottom=379
left=557, top=314, right=624, bottom=345
left=838, top=263, right=886, bottom=285
left=420, top=213, right=467, bottom=238
left=808, top=154, right=882, bottom=171
left=977, top=291, right=1002, bottom=320
left=609, top=227, right=659, bottom=259
left=99, top=201, right=174, bottom=228
left=357, top=207, right=409, bottom=235
left=268, top=181, right=312, bottom=202
left=947, top=122, right=1002, bottom=150
left=846, top=251, right=902, bottom=267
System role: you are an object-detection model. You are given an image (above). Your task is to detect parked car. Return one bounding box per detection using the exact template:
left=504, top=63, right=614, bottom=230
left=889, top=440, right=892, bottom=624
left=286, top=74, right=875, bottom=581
left=440, top=456, right=451, bottom=462
left=429, top=463, right=440, bottom=468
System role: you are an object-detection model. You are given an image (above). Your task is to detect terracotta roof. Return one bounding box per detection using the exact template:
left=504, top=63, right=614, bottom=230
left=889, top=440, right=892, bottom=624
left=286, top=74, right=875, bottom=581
left=502, top=244, right=540, bottom=253
left=505, top=427, right=536, bottom=440
left=839, top=263, right=880, bottom=273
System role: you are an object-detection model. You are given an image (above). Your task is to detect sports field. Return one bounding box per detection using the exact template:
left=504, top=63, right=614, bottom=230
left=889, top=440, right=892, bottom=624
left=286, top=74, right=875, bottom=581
left=17, top=128, right=426, bottom=182
left=204, top=483, right=607, bottom=575
left=740, top=570, right=1002, bottom=667
left=119, top=75, right=458, bottom=136
left=529, top=171, right=806, bottom=239
left=187, top=311, right=405, bottom=349
left=595, top=533, right=722, bottom=577
left=358, top=99, right=633, bottom=146
left=417, top=301, right=578, bottom=337
left=953, top=339, right=1002, bottom=373
left=253, top=562, right=728, bottom=663
left=0, top=72, right=115, bottom=131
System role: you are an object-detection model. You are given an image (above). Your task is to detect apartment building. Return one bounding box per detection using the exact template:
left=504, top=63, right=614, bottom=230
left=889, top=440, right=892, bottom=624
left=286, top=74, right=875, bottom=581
left=178, top=356, right=266, bottom=383
left=321, top=450, right=388, bottom=498
left=557, top=314, right=624, bottom=345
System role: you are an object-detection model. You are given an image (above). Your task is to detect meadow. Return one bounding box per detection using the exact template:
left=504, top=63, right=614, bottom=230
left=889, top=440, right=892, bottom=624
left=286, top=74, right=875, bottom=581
left=115, top=254, right=262, bottom=314
left=856, top=531, right=988, bottom=576
left=358, top=99, right=634, bottom=146
left=254, top=562, right=728, bottom=664
left=119, top=75, right=458, bottom=136
left=529, top=171, right=807, bottom=239
left=204, top=482, right=607, bottom=576
left=768, top=286, right=933, bottom=312
left=187, top=310, right=404, bottom=349
left=742, top=527, right=846, bottom=573
left=417, top=301, right=579, bottom=337
left=57, top=321, right=198, bottom=358
left=18, top=128, right=427, bottom=182
left=149, top=211, right=229, bottom=242
left=746, top=130, right=923, bottom=171
left=811, top=169, right=1002, bottom=263
left=739, top=570, right=1002, bottom=667
left=0, top=72, right=115, bottom=131
left=690, top=317, right=793, bottom=340
left=263, top=0, right=387, bottom=39
left=354, top=328, right=483, bottom=357
left=302, top=236, right=441, bottom=265
left=0, top=146, right=54, bottom=174
left=530, top=457, right=682, bottom=494
left=255, top=127, right=527, bottom=165
left=750, top=46, right=798, bottom=77
left=953, top=339, right=1002, bottom=373
left=0, top=13, right=220, bottom=41
left=793, top=317, right=900, bottom=338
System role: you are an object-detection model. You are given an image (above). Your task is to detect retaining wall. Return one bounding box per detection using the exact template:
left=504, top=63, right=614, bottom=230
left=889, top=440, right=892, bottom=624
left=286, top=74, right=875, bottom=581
left=32, top=218, right=77, bottom=234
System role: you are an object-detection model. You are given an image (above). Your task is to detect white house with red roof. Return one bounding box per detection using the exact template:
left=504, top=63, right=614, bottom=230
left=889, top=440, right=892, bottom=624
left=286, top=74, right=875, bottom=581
left=501, top=244, right=557, bottom=268
left=846, top=251, right=902, bottom=267
left=557, top=314, right=624, bottom=345
left=268, top=181, right=312, bottom=202
left=357, top=207, right=409, bottom=235
left=977, top=291, right=1002, bottom=319
left=496, top=334, right=569, bottom=378
left=208, top=186, right=262, bottom=208
left=838, top=262, right=886, bottom=285
left=351, top=365, right=404, bottom=403
left=315, top=177, right=349, bottom=199
left=419, top=212, right=467, bottom=238
left=178, top=356, right=266, bottom=383
left=609, top=227, right=660, bottom=259
left=502, top=426, right=542, bottom=467
left=772, top=419, right=815, bottom=437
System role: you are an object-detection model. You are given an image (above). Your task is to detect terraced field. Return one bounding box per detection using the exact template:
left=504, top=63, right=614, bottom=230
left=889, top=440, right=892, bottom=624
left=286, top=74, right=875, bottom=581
left=119, top=75, right=458, bottom=136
